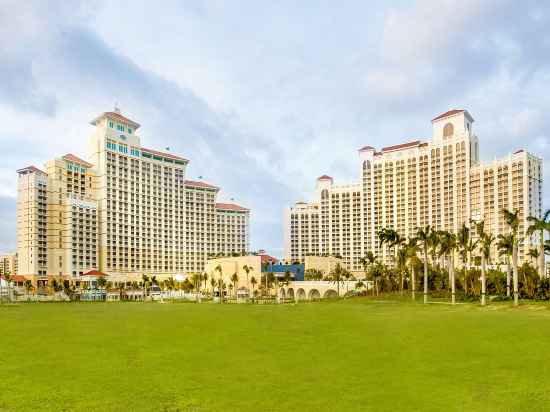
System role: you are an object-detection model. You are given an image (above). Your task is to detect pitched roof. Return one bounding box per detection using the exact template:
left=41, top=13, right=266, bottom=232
left=141, top=147, right=189, bottom=163
left=317, top=175, right=333, bottom=180
left=184, top=180, right=219, bottom=190
left=358, top=145, right=375, bottom=152
left=215, top=203, right=249, bottom=212
left=81, top=270, right=107, bottom=277
left=16, top=165, right=46, bottom=175
left=261, top=254, right=279, bottom=265
left=62, top=154, right=93, bottom=168
left=431, top=109, right=467, bottom=122
left=381, top=140, right=421, bottom=152
left=90, top=111, right=141, bottom=129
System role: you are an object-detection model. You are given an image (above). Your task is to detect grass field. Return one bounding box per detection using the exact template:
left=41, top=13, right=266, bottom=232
left=1, top=299, right=550, bottom=412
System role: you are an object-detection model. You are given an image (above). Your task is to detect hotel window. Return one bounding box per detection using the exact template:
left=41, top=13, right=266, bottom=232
left=128, top=128, right=133, bottom=134
left=109, top=121, right=114, bottom=128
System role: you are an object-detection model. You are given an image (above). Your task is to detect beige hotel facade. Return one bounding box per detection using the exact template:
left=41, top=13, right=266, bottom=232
left=284, top=110, right=543, bottom=272
left=16, top=109, right=249, bottom=283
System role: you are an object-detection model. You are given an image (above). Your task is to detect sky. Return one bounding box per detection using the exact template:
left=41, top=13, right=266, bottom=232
left=1, top=0, right=550, bottom=257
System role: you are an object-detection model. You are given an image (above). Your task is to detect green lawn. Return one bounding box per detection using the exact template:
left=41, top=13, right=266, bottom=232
left=1, top=299, right=550, bottom=411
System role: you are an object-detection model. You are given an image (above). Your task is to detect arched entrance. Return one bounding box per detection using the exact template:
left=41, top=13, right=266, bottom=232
left=279, top=288, right=286, bottom=299
left=296, top=288, right=306, bottom=301
left=308, top=289, right=321, bottom=300
left=323, top=289, right=338, bottom=299
left=287, top=288, right=295, bottom=300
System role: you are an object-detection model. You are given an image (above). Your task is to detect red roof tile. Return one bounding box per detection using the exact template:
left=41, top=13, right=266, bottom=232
left=359, top=145, right=375, bottom=152
left=317, top=175, right=333, bottom=180
left=62, top=154, right=93, bottom=168
left=184, top=180, right=219, bottom=190
left=216, top=203, right=249, bottom=212
left=141, top=147, right=189, bottom=163
left=90, top=111, right=141, bottom=129
left=381, top=140, right=421, bottom=152
left=81, top=270, right=107, bottom=277
left=431, top=109, right=464, bottom=122
left=10, top=275, right=26, bottom=282
left=17, top=165, right=46, bottom=175
left=261, top=254, right=279, bottom=265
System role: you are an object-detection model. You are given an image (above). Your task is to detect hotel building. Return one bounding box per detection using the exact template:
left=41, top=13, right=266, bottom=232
left=0, top=254, right=18, bottom=276
left=284, top=110, right=543, bottom=272
left=16, top=109, right=249, bottom=283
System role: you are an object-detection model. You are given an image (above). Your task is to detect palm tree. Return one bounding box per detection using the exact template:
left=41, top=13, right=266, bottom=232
left=415, top=226, right=432, bottom=304
left=242, top=265, right=252, bottom=295
left=304, top=268, right=323, bottom=281
left=405, top=238, right=421, bottom=300
left=439, top=231, right=458, bottom=304
left=202, top=273, right=208, bottom=291
left=497, top=233, right=513, bottom=297
left=210, top=277, right=216, bottom=297
left=378, top=228, right=392, bottom=266
left=191, top=273, right=201, bottom=293
left=282, top=270, right=292, bottom=287
left=217, top=279, right=226, bottom=301
left=527, top=248, right=540, bottom=266
left=370, top=262, right=384, bottom=296
left=460, top=222, right=479, bottom=295
left=428, top=230, right=441, bottom=269
left=250, top=276, right=257, bottom=300
left=215, top=264, right=223, bottom=303
left=141, top=274, right=151, bottom=298
left=24, top=279, right=33, bottom=300
left=396, top=245, right=408, bottom=296
left=329, top=263, right=346, bottom=297
left=230, top=272, right=239, bottom=298
left=475, top=220, right=494, bottom=306
left=457, top=223, right=470, bottom=293
left=359, top=251, right=376, bottom=294
left=526, top=210, right=550, bottom=279
left=503, top=208, right=520, bottom=306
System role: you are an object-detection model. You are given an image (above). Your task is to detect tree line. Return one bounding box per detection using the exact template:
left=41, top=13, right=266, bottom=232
left=358, top=208, right=550, bottom=306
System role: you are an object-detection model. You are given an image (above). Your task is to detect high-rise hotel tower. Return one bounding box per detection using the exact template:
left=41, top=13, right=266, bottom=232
left=284, top=110, right=543, bottom=272
left=17, top=109, right=249, bottom=283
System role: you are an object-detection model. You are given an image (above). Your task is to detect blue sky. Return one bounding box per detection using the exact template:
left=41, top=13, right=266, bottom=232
left=1, top=0, right=550, bottom=256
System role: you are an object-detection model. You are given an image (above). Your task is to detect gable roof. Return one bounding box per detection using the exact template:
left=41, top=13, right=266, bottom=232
left=381, top=140, right=421, bottom=152
left=216, top=203, right=249, bottom=212
left=90, top=111, right=141, bottom=129
left=432, top=109, right=464, bottom=122
left=17, top=165, right=46, bottom=175
left=81, top=270, right=107, bottom=277
left=62, top=154, right=93, bottom=168
left=431, top=109, right=473, bottom=123
left=141, top=147, right=189, bottom=163
left=184, top=180, right=219, bottom=190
